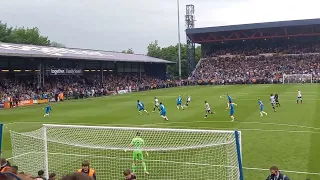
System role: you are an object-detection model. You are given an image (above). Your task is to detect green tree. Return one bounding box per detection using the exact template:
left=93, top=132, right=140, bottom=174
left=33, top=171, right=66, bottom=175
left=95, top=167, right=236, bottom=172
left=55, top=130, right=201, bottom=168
left=50, top=41, right=66, bottom=48
left=121, top=48, right=134, bottom=54
left=0, top=21, right=12, bottom=42
left=147, top=40, right=162, bottom=58
left=7, top=27, right=50, bottom=45
left=195, top=45, right=201, bottom=62
left=146, top=40, right=201, bottom=78
left=0, top=21, right=52, bottom=46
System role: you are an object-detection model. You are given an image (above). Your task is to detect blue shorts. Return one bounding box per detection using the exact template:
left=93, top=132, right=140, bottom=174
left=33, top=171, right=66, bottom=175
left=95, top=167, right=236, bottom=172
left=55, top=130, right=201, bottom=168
left=45, top=111, right=50, bottom=114
left=177, top=102, right=181, bottom=105
left=230, top=111, right=234, bottom=116
left=160, top=111, right=166, bottom=116
left=229, top=100, right=232, bottom=103
left=139, top=108, right=144, bottom=111
left=260, top=107, right=264, bottom=111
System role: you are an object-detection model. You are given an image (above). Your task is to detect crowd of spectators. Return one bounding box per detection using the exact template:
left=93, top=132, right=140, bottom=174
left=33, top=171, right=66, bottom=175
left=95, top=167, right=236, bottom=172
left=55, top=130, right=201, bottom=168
left=2, top=51, right=320, bottom=103
left=192, top=52, right=320, bottom=84
left=0, top=73, right=182, bottom=104
left=204, top=42, right=320, bottom=56
left=0, top=158, right=107, bottom=180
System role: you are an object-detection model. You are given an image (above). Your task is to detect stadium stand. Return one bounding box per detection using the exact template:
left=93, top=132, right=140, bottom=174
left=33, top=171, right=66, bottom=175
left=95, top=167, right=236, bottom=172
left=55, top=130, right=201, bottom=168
left=187, top=18, right=320, bottom=84
left=0, top=43, right=178, bottom=107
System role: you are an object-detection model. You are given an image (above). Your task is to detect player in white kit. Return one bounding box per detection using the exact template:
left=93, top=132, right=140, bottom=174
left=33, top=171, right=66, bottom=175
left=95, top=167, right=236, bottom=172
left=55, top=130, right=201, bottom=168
left=153, top=97, right=160, bottom=112
left=270, top=94, right=276, bottom=112
left=185, top=95, right=191, bottom=107
left=297, top=90, right=302, bottom=104
left=204, top=101, right=214, bottom=118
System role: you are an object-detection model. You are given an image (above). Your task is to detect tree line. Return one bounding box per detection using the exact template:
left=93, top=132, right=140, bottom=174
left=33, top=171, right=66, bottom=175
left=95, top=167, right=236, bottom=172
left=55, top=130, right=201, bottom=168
left=0, top=20, right=200, bottom=77
left=123, top=40, right=201, bottom=77
left=0, top=21, right=65, bottom=47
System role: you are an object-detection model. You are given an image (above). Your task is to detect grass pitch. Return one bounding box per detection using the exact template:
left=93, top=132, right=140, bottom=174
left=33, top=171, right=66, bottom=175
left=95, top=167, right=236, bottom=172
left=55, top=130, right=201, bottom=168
left=1, top=84, right=320, bottom=180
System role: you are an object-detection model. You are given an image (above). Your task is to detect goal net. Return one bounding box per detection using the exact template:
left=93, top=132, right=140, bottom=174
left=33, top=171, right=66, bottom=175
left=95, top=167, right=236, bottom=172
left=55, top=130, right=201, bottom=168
left=282, top=74, right=313, bottom=84
left=10, top=124, right=243, bottom=180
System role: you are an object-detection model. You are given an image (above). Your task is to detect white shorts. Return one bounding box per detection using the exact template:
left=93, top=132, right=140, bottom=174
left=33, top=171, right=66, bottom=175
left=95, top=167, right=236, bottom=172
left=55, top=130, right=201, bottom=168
left=155, top=104, right=159, bottom=107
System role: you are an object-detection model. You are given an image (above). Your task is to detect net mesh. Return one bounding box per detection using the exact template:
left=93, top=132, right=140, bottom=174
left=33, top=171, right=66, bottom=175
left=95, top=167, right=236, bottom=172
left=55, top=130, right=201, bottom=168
left=283, top=74, right=312, bottom=83
left=10, top=125, right=241, bottom=180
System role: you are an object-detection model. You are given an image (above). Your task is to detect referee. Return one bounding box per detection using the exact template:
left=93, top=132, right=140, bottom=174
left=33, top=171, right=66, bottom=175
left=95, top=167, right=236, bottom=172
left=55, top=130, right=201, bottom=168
left=266, top=166, right=290, bottom=180
left=274, top=93, right=281, bottom=107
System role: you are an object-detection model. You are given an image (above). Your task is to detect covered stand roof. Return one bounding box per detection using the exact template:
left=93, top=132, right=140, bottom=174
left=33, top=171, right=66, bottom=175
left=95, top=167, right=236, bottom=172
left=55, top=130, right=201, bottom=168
left=0, top=43, right=174, bottom=64
left=186, top=18, right=320, bottom=43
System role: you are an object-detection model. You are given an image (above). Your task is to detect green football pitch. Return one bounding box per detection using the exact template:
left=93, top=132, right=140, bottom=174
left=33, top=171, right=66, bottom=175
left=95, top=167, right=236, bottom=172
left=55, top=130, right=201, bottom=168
left=1, top=84, right=320, bottom=180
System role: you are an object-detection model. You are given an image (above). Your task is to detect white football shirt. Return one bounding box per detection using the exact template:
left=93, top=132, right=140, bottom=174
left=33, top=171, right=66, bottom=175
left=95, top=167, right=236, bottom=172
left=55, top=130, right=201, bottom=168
left=298, top=91, right=302, bottom=97
left=155, top=99, right=159, bottom=106
left=270, top=96, right=275, bottom=103
left=205, top=103, right=210, bottom=110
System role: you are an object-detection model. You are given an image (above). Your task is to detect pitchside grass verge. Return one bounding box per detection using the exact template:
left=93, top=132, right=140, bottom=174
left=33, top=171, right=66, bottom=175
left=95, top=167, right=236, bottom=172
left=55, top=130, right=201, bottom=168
left=1, top=84, right=320, bottom=180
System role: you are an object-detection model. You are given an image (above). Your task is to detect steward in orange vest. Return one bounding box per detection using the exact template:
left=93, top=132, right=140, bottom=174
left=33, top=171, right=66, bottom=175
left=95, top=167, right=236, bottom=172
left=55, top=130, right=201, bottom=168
left=77, top=161, right=96, bottom=180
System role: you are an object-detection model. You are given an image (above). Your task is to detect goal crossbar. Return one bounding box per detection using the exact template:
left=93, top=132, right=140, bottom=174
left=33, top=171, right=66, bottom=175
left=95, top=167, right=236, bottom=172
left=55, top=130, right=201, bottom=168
left=43, top=124, right=235, bottom=133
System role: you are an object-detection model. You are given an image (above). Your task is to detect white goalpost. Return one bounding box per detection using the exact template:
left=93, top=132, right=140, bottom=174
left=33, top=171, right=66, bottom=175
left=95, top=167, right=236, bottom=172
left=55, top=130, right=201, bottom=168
left=9, top=124, right=244, bottom=180
left=282, top=73, right=313, bottom=84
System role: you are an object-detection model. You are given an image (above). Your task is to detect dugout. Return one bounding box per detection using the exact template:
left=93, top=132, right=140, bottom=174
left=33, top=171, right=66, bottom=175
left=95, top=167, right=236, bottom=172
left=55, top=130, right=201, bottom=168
left=0, top=43, right=174, bottom=87
left=186, top=18, right=320, bottom=56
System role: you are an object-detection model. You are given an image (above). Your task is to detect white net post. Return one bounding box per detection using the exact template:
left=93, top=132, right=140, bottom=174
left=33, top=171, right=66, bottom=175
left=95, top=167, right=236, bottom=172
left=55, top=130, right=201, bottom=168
left=283, top=74, right=313, bottom=84
left=10, top=124, right=243, bottom=180
left=43, top=126, right=49, bottom=179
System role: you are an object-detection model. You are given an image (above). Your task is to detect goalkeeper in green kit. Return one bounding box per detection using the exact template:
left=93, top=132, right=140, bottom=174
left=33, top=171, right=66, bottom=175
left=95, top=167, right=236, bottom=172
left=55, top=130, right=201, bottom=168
left=130, top=132, right=149, bottom=176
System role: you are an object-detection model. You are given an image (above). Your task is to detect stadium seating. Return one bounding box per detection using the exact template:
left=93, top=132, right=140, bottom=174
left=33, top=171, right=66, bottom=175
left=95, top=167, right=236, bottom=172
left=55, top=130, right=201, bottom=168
left=191, top=53, right=320, bottom=84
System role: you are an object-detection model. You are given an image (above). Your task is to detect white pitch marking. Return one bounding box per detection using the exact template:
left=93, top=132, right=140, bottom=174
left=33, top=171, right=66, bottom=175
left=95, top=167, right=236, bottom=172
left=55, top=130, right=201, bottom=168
left=143, top=125, right=320, bottom=134
left=146, top=120, right=320, bottom=131
left=243, top=167, right=320, bottom=175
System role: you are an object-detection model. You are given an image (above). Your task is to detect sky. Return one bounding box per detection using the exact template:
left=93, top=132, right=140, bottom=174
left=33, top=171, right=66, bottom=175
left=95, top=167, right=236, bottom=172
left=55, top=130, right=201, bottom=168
left=1, top=0, right=320, bottom=54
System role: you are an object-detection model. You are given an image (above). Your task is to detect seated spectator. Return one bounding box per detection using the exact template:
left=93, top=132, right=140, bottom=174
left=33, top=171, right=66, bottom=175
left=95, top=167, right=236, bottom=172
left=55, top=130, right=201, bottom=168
left=36, top=170, right=46, bottom=180
left=17, top=173, right=34, bottom=180
left=123, top=169, right=136, bottom=180
left=0, top=158, right=11, bottom=173
left=61, top=172, right=93, bottom=180
left=10, top=166, right=18, bottom=175
left=77, top=161, right=96, bottom=180
left=48, top=173, right=56, bottom=180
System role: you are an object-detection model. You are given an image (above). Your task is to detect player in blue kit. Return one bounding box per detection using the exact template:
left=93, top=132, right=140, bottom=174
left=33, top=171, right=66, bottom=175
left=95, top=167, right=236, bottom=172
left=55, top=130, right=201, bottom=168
left=229, top=103, right=235, bottom=122
left=258, top=99, right=268, bottom=117
left=43, top=103, right=52, bottom=117
left=137, top=100, right=149, bottom=115
left=176, top=95, right=184, bottom=110
left=159, top=102, right=168, bottom=121
left=226, top=93, right=237, bottom=109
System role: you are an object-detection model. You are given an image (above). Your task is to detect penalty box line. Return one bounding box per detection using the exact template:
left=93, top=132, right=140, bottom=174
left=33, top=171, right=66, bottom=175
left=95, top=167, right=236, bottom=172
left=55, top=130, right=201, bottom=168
left=7, top=152, right=320, bottom=176
left=144, top=120, right=320, bottom=132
